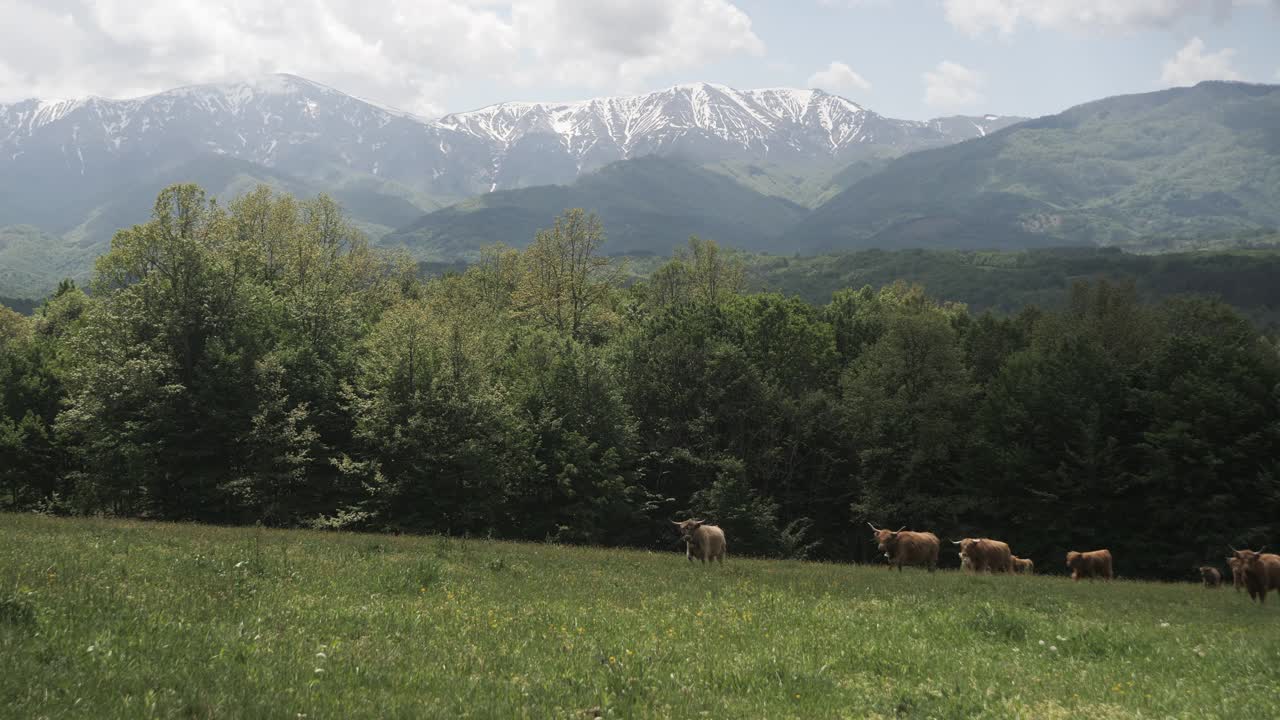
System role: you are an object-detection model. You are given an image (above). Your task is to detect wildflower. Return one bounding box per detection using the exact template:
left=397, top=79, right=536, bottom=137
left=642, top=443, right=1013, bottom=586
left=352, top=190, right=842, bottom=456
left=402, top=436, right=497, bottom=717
left=314, top=668, right=324, bottom=674
left=1056, top=635, right=1066, bottom=642
left=316, top=652, right=327, bottom=659
left=235, top=560, right=248, bottom=568
left=1038, top=640, right=1045, bottom=646
left=1159, top=622, right=1170, bottom=628
left=1049, top=645, right=1058, bottom=652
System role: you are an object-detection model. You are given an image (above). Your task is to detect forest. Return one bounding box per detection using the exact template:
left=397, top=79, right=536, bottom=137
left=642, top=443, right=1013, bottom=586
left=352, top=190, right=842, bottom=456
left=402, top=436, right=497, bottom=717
left=2, top=185, right=1279, bottom=580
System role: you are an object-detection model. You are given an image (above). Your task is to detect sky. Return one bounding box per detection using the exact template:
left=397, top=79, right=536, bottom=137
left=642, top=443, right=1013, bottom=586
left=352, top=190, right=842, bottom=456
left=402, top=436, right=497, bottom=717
left=1, top=0, right=1278, bottom=120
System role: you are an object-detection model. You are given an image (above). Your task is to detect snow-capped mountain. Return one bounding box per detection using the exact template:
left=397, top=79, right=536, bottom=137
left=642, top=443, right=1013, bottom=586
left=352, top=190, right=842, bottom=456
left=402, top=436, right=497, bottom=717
left=1, top=75, right=1018, bottom=208
left=0, top=74, right=491, bottom=228
left=441, top=84, right=1007, bottom=157
left=438, top=83, right=1017, bottom=188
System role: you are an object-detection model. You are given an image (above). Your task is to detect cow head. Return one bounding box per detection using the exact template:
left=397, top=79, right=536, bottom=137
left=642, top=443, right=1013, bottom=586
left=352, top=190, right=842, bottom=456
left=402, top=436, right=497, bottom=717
left=1232, top=547, right=1267, bottom=571
left=1065, top=551, right=1082, bottom=569
left=868, top=523, right=906, bottom=554
left=673, top=519, right=705, bottom=544
left=952, top=538, right=978, bottom=559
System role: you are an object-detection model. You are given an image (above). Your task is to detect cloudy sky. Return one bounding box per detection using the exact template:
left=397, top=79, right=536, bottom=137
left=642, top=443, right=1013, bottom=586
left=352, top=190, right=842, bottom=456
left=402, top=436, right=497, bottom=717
left=1, top=0, right=1278, bottom=120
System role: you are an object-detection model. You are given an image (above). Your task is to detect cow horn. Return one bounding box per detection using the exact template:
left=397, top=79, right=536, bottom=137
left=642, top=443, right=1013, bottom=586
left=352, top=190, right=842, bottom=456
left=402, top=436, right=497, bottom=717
left=1260, top=546, right=1269, bottom=554
left=951, top=540, right=963, bottom=545
left=672, top=521, right=683, bottom=526
left=1229, top=544, right=1238, bottom=553
left=895, top=526, right=906, bottom=532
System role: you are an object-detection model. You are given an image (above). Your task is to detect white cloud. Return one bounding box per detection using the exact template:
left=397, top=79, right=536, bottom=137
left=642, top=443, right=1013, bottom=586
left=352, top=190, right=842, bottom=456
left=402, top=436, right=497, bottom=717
left=0, top=0, right=762, bottom=114
left=509, top=0, right=763, bottom=92
left=923, top=61, right=984, bottom=109
left=1160, top=36, right=1242, bottom=85
left=943, top=0, right=1263, bottom=35
left=807, top=61, right=872, bottom=96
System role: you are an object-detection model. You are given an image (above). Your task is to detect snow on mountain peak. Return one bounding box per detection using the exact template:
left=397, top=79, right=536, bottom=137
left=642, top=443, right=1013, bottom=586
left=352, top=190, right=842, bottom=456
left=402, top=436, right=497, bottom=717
left=1, top=75, right=1020, bottom=198
left=436, top=81, right=875, bottom=158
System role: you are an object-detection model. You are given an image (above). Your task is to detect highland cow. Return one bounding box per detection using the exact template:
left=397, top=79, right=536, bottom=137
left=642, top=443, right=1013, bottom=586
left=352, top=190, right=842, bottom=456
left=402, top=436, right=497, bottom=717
left=1231, top=548, right=1280, bottom=604
left=672, top=519, right=726, bottom=565
left=954, top=538, right=1014, bottom=574
left=1066, top=549, right=1113, bottom=581
left=867, top=523, right=940, bottom=572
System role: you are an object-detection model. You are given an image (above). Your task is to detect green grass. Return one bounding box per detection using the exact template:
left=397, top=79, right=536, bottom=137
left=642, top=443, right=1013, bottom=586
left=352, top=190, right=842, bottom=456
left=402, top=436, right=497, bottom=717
left=3, top=515, right=1278, bottom=719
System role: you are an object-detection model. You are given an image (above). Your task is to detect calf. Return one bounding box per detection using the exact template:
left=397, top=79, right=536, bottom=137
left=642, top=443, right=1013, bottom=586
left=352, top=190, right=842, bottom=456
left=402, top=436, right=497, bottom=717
left=672, top=519, right=726, bottom=565
left=1065, top=549, right=1113, bottom=581
left=1226, top=556, right=1245, bottom=592
left=1199, top=566, right=1221, bottom=589
left=1012, top=556, right=1034, bottom=575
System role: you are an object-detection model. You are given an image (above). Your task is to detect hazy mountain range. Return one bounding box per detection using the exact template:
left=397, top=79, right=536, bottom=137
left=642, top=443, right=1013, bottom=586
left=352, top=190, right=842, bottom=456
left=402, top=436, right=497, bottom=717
left=2, top=74, right=1279, bottom=300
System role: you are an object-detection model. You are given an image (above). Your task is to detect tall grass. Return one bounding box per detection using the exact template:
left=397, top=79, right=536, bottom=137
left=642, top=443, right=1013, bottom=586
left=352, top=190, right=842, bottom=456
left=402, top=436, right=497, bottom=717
left=2, top=514, right=1276, bottom=718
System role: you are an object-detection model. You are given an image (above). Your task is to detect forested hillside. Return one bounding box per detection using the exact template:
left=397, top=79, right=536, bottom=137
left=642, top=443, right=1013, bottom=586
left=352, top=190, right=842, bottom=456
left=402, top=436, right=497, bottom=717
left=728, top=245, right=1280, bottom=329
left=3, top=185, right=1279, bottom=580
left=384, top=156, right=809, bottom=260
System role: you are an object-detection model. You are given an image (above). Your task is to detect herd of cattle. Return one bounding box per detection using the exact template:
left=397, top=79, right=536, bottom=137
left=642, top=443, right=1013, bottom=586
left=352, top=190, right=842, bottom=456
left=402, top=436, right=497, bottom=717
left=673, top=519, right=1280, bottom=604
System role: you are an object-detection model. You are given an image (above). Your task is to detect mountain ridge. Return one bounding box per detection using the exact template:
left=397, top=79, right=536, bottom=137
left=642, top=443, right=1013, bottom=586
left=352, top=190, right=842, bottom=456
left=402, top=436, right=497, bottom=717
left=790, top=80, right=1280, bottom=252
left=1, top=75, right=1020, bottom=200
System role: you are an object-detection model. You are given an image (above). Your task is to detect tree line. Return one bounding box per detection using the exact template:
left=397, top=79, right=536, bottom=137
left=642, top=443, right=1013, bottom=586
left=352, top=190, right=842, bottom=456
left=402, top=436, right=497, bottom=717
left=2, top=185, right=1279, bottom=580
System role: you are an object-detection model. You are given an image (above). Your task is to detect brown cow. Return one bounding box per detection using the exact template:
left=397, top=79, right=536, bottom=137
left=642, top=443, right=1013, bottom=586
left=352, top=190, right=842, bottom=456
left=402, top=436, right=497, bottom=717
left=1066, top=549, right=1113, bottom=581
left=1199, top=566, right=1221, bottom=589
left=954, top=538, right=1013, bottom=574
left=1226, top=556, right=1245, bottom=592
left=1231, top=548, right=1280, bottom=604
left=672, top=519, right=726, bottom=565
left=867, top=523, right=939, bottom=572
left=1012, top=556, right=1035, bottom=575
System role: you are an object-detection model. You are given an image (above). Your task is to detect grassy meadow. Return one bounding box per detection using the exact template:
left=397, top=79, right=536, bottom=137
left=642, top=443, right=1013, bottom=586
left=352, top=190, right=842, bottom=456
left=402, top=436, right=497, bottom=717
left=2, top=514, right=1278, bottom=719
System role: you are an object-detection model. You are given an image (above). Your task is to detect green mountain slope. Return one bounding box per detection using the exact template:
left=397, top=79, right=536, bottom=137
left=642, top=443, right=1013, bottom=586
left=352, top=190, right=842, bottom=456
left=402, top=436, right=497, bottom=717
left=384, top=156, right=810, bottom=260
left=0, top=226, right=82, bottom=300
left=794, top=81, right=1280, bottom=251
left=703, top=154, right=895, bottom=209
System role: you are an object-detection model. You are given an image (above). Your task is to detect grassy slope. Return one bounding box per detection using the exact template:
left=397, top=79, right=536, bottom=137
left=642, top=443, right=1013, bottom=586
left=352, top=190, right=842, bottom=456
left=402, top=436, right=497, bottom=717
left=3, top=515, right=1277, bottom=719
